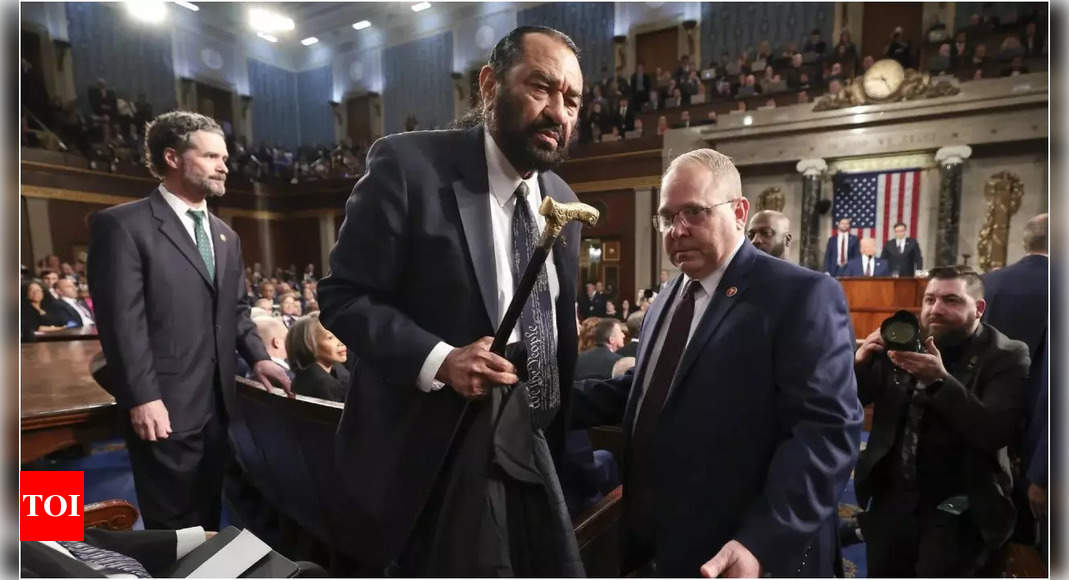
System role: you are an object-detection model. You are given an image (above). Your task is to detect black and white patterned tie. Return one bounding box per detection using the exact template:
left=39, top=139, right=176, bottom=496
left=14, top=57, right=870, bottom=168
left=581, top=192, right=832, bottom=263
left=57, top=540, right=151, bottom=577
left=511, top=182, right=560, bottom=430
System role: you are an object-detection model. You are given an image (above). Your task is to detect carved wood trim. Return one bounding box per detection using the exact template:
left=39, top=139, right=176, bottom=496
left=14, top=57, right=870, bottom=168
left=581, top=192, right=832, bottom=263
left=84, top=499, right=139, bottom=531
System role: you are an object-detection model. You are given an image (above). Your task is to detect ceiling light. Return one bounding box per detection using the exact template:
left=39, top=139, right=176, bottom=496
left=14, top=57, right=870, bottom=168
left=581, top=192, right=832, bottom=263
left=411, top=2, right=431, bottom=13
left=257, top=31, right=279, bottom=43
left=249, top=7, right=295, bottom=33
left=301, top=36, right=319, bottom=46
left=352, top=20, right=371, bottom=30
left=125, top=1, right=167, bottom=23
left=172, top=1, right=199, bottom=11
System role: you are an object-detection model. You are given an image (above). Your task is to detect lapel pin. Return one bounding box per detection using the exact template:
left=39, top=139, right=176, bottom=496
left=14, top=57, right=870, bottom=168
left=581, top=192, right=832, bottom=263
left=219, top=233, right=226, bottom=242
left=726, top=286, right=737, bottom=297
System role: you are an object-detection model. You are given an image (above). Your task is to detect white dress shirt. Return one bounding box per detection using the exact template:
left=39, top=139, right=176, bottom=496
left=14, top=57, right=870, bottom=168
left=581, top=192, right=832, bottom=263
left=631, top=235, right=744, bottom=428
left=159, top=184, right=214, bottom=257
left=836, top=231, right=851, bottom=264
left=862, top=255, right=875, bottom=276
left=416, top=129, right=562, bottom=392
left=897, top=238, right=905, bottom=253
left=62, top=296, right=95, bottom=326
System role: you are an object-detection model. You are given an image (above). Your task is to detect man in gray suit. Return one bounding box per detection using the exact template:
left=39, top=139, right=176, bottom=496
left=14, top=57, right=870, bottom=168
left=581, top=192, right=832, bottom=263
left=88, top=111, right=291, bottom=530
left=319, top=26, right=585, bottom=576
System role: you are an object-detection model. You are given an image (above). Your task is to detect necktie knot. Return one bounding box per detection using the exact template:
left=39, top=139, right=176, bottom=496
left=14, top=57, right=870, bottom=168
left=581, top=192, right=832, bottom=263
left=514, top=182, right=530, bottom=203
left=683, top=279, right=702, bottom=300
left=187, top=209, right=205, bottom=224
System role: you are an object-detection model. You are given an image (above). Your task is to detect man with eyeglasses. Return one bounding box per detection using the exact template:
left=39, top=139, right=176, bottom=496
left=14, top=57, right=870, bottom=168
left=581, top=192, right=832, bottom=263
left=571, top=148, right=861, bottom=576
left=746, top=209, right=792, bottom=259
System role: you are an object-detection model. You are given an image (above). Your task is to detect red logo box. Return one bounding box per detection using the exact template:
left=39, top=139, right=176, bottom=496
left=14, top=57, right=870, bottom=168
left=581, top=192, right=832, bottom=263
left=20, top=471, right=84, bottom=541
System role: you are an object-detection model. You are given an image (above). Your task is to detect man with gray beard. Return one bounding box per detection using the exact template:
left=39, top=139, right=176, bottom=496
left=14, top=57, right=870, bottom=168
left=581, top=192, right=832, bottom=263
left=88, top=111, right=291, bottom=530
left=319, top=26, right=584, bottom=576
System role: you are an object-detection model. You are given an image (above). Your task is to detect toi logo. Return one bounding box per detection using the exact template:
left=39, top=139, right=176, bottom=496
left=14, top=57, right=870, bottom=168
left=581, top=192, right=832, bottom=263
left=20, top=471, right=84, bottom=541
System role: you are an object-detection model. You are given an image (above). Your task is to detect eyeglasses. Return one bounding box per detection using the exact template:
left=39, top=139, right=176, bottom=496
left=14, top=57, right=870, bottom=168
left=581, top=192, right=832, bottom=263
left=652, top=198, right=740, bottom=233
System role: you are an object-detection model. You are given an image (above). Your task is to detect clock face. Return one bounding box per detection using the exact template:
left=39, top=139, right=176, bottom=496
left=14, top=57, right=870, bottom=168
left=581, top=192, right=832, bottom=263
left=862, top=59, right=906, bottom=101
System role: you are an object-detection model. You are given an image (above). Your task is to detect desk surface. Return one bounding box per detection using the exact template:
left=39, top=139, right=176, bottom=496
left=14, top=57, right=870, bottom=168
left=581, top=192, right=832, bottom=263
left=21, top=340, right=114, bottom=421
left=31, top=325, right=99, bottom=342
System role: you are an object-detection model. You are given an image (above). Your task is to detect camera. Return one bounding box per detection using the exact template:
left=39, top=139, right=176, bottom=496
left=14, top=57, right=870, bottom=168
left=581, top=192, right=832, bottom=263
left=880, top=310, right=924, bottom=353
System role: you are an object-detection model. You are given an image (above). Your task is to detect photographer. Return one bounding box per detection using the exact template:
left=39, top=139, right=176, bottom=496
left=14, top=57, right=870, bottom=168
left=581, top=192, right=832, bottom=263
left=853, top=266, right=1030, bottom=576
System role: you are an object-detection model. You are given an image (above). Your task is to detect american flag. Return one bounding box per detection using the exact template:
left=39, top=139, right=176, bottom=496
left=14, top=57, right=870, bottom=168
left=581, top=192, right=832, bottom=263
left=832, top=169, right=922, bottom=243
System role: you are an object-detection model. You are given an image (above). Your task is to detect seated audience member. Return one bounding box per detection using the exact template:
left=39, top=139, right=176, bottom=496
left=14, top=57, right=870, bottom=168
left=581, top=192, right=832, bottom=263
left=254, top=315, right=295, bottom=381
left=885, top=26, right=912, bottom=68
left=928, top=43, right=952, bottom=74
left=642, top=88, right=661, bottom=112
left=259, top=281, right=277, bottom=303
left=619, top=310, right=644, bottom=357
left=674, top=110, right=692, bottom=128
left=574, top=318, right=626, bottom=380
left=604, top=300, right=619, bottom=318
left=797, top=90, right=811, bottom=104
left=628, top=117, right=644, bottom=138
left=734, top=100, right=748, bottom=113
left=286, top=312, right=349, bottom=402
left=303, top=299, right=320, bottom=314
left=860, top=54, right=875, bottom=74
left=22, top=280, right=69, bottom=338
left=999, top=36, right=1024, bottom=60
left=656, top=115, right=669, bottom=136
left=843, top=237, right=889, bottom=276
left=577, top=317, right=602, bottom=352
left=827, top=78, right=844, bottom=95
left=254, top=297, right=274, bottom=313
left=1020, top=20, right=1042, bottom=57
left=54, top=278, right=94, bottom=327
left=825, top=61, right=845, bottom=84
left=854, top=267, right=1029, bottom=576
left=1000, top=55, right=1030, bottom=77
left=279, top=293, right=302, bottom=328
left=747, top=210, right=792, bottom=259
left=951, top=32, right=970, bottom=67
left=40, top=269, right=60, bottom=300
left=619, top=298, right=633, bottom=321
left=966, top=43, right=989, bottom=77
left=761, top=98, right=777, bottom=109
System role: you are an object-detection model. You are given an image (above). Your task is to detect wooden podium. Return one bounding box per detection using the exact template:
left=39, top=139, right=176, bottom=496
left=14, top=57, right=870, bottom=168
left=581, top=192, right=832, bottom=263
left=838, top=277, right=928, bottom=339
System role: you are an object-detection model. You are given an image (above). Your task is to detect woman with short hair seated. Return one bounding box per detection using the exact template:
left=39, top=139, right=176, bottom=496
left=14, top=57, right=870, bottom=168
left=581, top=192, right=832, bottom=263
left=21, top=280, right=70, bottom=340
left=285, top=312, right=349, bottom=402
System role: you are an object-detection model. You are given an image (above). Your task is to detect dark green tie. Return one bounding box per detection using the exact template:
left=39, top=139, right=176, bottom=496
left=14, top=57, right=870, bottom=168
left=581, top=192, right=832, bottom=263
left=186, top=209, right=215, bottom=278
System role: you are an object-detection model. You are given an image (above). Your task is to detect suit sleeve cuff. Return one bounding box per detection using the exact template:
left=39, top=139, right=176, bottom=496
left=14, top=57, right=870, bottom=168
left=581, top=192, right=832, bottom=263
left=175, top=526, right=206, bottom=560
left=417, top=342, right=455, bottom=392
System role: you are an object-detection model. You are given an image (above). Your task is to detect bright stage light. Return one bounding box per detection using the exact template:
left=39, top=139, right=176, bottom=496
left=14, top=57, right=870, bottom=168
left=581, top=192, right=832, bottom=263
left=257, top=31, right=279, bottom=43
left=126, top=1, right=167, bottom=24
left=301, top=36, right=319, bottom=46
left=352, top=20, right=371, bottom=30
left=411, top=2, right=431, bottom=13
left=249, top=7, right=295, bottom=33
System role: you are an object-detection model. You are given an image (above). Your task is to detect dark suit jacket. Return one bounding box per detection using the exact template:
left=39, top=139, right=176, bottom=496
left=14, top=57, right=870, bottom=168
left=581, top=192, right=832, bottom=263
left=824, top=233, right=859, bottom=275
left=854, top=323, right=1030, bottom=548
left=50, top=299, right=85, bottom=327
left=317, top=126, right=581, bottom=570
left=574, top=345, right=623, bottom=380
left=841, top=256, right=890, bottom=277
left=21, top=528, right=186, bottom=578
left=880, top=237, right=924, bottom=276
left=571, top=240, right=862, bottom=576
left=87, top=189, right=268, bottom=433
left=982, top=254, right=1048, bottom=371
left=291, top=363, right=349, bottom=402
left=618, top=339, right=639, bottom=358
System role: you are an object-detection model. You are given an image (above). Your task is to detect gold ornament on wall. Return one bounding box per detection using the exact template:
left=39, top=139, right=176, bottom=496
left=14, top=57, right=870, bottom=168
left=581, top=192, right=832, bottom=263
left=758, top=187, right=785, bottom=212
left=977, top=171, right=1024, bottom=272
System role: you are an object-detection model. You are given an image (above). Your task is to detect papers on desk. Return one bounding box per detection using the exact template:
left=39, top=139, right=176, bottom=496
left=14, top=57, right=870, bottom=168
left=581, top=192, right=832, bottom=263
left=186, top=529, right=271, bottom=578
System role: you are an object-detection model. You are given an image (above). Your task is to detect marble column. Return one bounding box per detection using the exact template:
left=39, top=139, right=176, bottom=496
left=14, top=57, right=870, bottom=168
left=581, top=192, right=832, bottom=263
left=934, top=145, right=973, bottom=267
left=796, top=158, right=828, bottom=271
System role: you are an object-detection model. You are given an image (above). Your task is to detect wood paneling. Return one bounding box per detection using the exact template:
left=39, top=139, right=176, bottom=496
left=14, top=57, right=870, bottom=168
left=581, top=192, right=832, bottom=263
left=839, top=277, right=928, bottom=339
left=231, top=217, right=267, bottom=270
left=636, top=26, right=680, bottom=78
left=861, top=3, right=923, bottom=66
left=576, top=189, right=637, bottom=307
left=272, top=216, right=322, bottom=276
left=47, top=200, right=105, bottom=264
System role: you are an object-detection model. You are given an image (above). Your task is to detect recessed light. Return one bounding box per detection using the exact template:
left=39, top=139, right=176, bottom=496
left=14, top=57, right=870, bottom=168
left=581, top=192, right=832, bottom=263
left=173, top=1, right=199, bottom=12
left=301, top=36, right=319, bottom=46
left=257, top=31, right=279, bottom=43
left=352, top=20, right=371, bottom=30
left=411, top=2, right=431, bottom=13
left=250, top=7, right=294, bottom=33
left=125, top=1, right=167, bottom=23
